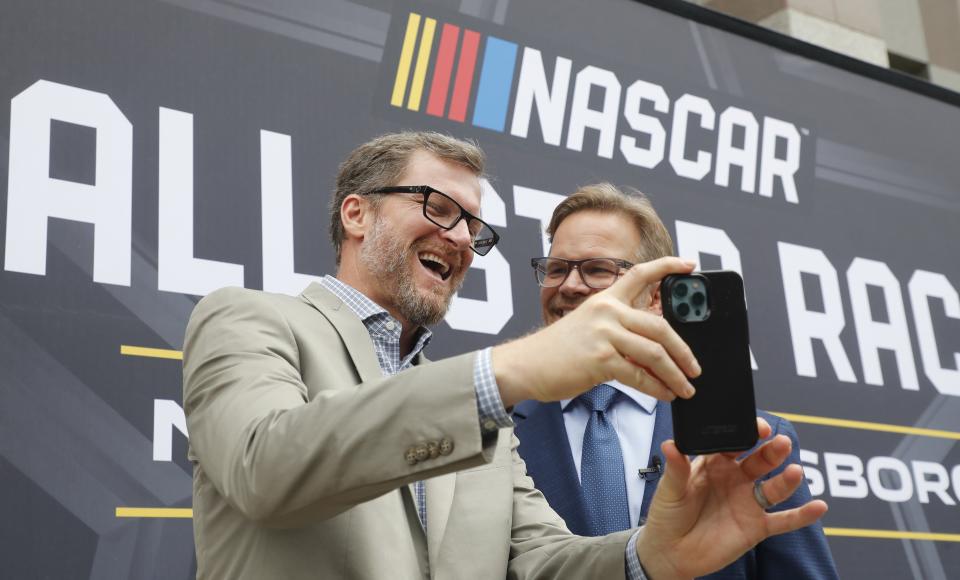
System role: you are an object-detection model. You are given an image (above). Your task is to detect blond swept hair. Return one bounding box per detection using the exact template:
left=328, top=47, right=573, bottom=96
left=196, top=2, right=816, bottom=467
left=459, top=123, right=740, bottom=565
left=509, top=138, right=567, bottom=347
left=329, top=131, right=486, bottom=263
left=546, top=183, right=674, bottom=262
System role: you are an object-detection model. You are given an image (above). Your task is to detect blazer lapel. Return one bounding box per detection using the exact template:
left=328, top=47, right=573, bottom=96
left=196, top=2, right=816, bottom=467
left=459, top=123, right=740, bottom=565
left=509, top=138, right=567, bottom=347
left=301, top=283, right=438, bottom=562
left=640, top=400, right=673, bottom=521
left=514, top=402, right=588, bottom=535
left=299, top=282, right=382, bottom=384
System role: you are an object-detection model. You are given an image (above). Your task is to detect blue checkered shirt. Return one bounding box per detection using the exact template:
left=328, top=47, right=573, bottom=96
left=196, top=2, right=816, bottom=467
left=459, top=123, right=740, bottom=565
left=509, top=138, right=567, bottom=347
left=318, top=276, right=644, bottom=579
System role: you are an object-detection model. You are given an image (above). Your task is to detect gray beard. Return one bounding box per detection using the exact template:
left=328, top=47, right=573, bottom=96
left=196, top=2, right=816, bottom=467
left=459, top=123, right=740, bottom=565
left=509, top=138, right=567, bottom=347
left=359, top=217, right=458, bottom=328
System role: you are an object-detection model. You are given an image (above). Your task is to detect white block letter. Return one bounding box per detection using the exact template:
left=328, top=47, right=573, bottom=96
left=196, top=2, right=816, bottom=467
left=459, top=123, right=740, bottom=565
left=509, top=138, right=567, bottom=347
left=153, top=399, right=189, bottom=462
left=824, top=452, right=868, bottom=499
left=445, top=180, right=513, bottom=334
left=620, top=80, right=668, bottom=169
left=909, top=270, right=960, bottom=396
left=847, top=258, right=919, bottom=390
left=566, top=66, right=621, bottom=159
left=778, top=242, right=857, bottom=382
left=800, top=449, right=825, bottom=496
left=669, top=94, right=715, bottom=181
left=5, top=80, right=131, bottom=285
left=912, top=460, right=957, bottom=505
left=759, top=117, right=801, bottom=203
left=158, top=108, right=244, bottom=296
left=952, top=465, right=960, bottom=501
left=513, top=185, right=565, bottom=256
left=867, top=456, right=913, bottom=502
left=714, top=106, right=759, bottom=193
left=510, top=48, right=572, bottom=146
left=261, top=130, right=322, bottom=295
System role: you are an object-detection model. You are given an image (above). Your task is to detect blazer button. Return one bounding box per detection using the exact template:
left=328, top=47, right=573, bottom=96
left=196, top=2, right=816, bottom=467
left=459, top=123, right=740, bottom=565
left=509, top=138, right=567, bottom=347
left=405, top=447, right=418, bottom=465
left=415, top=443, right=430, bottom=462
left=427, top=441, right=440, bottom=459
left=439, top=438, right=454, bottom=456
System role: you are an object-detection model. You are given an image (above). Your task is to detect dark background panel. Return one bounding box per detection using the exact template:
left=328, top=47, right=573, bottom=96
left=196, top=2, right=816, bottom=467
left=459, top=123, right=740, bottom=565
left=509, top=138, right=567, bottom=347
left=0, top=0, right=957, bottom=578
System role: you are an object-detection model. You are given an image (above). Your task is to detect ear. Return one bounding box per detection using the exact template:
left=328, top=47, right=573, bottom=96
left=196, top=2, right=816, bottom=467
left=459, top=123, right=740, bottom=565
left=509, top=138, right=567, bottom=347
left=341, top=194, right=372, bottom=241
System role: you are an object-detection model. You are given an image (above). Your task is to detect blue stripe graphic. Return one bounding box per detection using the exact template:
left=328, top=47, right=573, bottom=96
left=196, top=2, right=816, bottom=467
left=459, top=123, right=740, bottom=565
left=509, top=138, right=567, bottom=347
left=471, top=37, right=518, bottom=132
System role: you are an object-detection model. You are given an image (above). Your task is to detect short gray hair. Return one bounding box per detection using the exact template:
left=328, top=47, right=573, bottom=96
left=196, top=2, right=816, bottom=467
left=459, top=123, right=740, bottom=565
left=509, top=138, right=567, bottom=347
left=329, top=131, right=486, bottom=264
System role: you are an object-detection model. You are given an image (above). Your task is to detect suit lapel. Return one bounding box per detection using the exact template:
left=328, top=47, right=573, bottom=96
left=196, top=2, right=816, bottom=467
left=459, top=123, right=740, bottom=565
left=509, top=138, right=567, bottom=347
left=640, top=400, right=673, bottom=521
left=299, top=282, right=382, bottom=384
left=301, top=282, right=439, bottom=566
left=515, top=402, right=588, bottom=535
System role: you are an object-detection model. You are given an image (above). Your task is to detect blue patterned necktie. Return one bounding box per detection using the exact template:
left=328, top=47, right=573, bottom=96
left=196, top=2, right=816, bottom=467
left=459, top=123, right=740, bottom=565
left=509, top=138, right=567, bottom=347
left=579, top=384, right=631, bottom=535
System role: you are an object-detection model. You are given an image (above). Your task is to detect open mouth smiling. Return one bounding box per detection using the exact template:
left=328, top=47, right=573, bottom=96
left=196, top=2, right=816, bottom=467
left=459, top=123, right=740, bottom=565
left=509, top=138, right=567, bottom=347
left=418, top=252, right=454, bottom=281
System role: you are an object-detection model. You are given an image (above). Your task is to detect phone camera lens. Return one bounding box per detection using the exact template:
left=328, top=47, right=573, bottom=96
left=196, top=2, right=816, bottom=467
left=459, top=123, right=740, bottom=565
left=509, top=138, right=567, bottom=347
left=674, top=283, right=688, bottom=298
left=677, top=303, right=690, bottom=317
left=691, top=292, right=705, bottom=306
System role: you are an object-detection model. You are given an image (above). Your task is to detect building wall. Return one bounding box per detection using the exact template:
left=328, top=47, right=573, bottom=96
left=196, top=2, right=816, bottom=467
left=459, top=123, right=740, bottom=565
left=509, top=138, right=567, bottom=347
left=689, top=0, right=960, bottom=93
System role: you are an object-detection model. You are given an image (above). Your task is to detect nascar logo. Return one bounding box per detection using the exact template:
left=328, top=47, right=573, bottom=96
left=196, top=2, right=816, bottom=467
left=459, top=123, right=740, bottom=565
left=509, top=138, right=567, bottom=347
left=390, top=12, right=517, bottom=131
left=389, top=10, right=806, bottom=203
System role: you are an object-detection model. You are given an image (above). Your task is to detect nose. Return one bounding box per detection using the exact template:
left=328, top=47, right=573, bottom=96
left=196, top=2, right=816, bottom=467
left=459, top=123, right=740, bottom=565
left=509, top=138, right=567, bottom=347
left=558, top=265, right=591, bottom=295
left=439, top=218, right=473, bottom=250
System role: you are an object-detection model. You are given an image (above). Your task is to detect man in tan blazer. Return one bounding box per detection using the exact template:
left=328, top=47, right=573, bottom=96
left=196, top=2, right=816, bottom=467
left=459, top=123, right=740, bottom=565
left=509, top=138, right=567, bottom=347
left=183, top=132, right=826, bottom=579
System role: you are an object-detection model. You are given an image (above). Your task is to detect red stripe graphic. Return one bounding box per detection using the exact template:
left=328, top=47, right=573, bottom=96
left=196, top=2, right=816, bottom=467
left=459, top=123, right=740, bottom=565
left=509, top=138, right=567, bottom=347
left=426, top=23, right=460, bottom=117
left=448, top=29, right=480, bottom=123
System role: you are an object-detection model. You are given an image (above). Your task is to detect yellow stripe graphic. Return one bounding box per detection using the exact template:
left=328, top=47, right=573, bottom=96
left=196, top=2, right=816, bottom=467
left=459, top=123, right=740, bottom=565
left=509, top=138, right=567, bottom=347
left=116, top=507, right=192, bottom=518
left=120, top=345, right=183, bottom=360
left=115, top=351, right=959, bottom=440
left=111, top=508, right=960, bottom=541
left=824, top=527, right=960, bottom=542
left=114, top=350, right=958, bottom=440
left=390, top=13, right=421, bottom=107
left=771, top=412, right=960, bottom=440
left=407, top=17, right=437, bottom=111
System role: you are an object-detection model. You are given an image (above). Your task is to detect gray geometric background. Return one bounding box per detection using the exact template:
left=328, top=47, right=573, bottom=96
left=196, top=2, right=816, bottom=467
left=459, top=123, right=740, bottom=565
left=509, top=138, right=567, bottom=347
left=0, top=0, right=957, bottom=577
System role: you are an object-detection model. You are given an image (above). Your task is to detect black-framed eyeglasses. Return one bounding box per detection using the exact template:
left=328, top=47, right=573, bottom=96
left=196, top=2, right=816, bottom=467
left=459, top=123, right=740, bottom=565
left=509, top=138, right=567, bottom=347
left=364, top=185, right=500, bottom=256
left=530, top=257, right=634, bottom=289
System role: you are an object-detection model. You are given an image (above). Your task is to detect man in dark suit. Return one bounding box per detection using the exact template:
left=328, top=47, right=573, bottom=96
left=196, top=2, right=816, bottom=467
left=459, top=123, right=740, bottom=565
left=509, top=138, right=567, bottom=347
left=514, top=183, right=840, bottom=579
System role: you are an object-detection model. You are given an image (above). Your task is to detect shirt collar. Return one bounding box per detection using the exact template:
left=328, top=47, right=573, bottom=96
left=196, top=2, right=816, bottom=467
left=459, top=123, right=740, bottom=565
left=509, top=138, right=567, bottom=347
left=561, top=380, right=657, bottom=415
left=319, top=275, right=433, bottom=348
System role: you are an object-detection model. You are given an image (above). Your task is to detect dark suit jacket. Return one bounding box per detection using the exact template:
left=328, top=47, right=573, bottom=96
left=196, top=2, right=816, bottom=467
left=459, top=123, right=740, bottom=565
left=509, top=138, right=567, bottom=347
left=513, top=400, right=840, bottom=579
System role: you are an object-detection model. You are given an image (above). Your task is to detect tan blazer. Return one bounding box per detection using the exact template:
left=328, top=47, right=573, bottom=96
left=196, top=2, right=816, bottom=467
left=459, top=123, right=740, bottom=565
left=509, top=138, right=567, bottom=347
left=183, top=282, right=634, bottom=579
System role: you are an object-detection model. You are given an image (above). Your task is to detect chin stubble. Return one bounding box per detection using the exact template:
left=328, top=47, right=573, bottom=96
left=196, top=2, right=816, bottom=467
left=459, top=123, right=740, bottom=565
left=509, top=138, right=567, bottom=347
left=360, top=217, right=465, bottom=327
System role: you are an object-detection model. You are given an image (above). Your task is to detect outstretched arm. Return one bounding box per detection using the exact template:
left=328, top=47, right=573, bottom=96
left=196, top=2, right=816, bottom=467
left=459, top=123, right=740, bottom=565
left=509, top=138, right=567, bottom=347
left=494, top=257, right=701, bottom=407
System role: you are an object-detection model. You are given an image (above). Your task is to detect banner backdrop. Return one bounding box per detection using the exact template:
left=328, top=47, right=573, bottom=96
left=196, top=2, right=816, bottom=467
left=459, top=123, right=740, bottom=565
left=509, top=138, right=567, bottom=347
left=1, top=0, right=958, bottom=577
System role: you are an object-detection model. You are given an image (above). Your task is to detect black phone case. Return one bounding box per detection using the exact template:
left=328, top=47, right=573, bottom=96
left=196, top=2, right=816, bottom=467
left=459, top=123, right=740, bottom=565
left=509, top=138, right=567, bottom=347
left=662, top=271, right=759, bottom=455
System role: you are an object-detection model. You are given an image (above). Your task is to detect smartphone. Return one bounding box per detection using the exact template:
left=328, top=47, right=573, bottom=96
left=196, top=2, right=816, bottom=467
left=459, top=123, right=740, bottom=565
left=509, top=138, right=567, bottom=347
left=660, top=270, right=758, bottom=455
